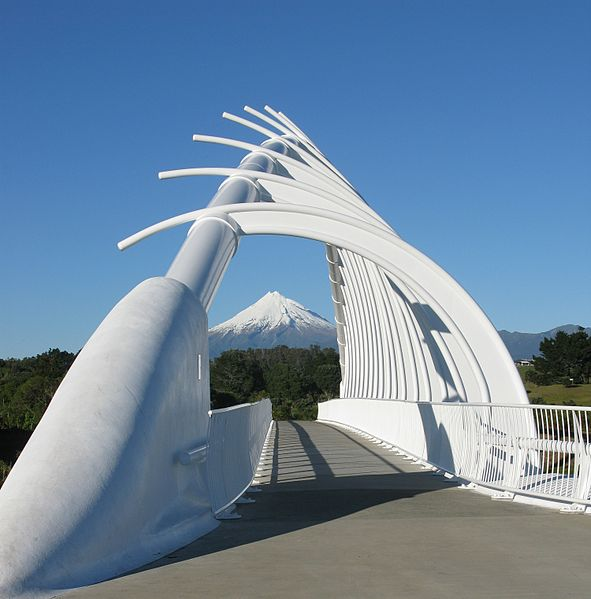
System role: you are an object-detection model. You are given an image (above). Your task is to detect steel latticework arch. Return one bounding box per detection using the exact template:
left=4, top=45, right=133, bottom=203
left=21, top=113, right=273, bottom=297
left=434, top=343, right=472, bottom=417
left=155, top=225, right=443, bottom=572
left=121, top=105, right=527, bottom=409
left=1, top=105, right=590, bottom=599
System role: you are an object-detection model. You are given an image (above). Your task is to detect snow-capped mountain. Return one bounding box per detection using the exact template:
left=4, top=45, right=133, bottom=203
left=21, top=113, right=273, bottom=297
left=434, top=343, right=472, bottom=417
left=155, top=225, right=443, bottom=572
left=208, top=291, right=589, bottom=361
left=208, top=291, right=337, bottom=357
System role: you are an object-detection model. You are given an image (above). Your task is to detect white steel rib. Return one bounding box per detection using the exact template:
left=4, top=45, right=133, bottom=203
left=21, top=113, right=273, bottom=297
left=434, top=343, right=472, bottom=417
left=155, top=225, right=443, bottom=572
left=158, top=166, right=390, bottom=229
left=223, top=111, right=355, bottom=190
left=191, top=134, right=373, bottom=209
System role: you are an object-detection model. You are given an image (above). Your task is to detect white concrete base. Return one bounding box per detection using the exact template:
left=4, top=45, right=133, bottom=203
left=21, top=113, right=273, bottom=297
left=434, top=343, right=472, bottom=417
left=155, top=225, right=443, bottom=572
left=0, top=278, right=218, bottom=598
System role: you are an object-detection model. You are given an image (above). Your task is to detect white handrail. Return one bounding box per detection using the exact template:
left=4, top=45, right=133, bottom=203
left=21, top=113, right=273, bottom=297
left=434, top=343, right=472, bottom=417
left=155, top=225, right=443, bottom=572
left=318, top=398, right=591, bottom=508
left=207, top=399, right=273, bottom=514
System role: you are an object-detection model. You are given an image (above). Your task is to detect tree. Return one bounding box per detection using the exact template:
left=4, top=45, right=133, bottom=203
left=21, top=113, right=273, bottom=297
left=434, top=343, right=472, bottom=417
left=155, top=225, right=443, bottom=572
left=209, top=350, right=264, bottom=402
left=266, top=362, right=303, bottom=401
left=313, top=363, right=341, bottom=396
left=527, top=329, right=591, bottom=385
left=0, top=349, right=76, bottom=430
left=209, top=345, right=342, bottom=420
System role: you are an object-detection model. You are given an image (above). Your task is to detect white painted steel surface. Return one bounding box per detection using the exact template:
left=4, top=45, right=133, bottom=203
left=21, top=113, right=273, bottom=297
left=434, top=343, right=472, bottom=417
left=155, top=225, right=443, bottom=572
left=121, top=201, right=527, bottom=409
left=207, top=399, right=273, bottom=514
left=319, top=399, right=591, bottom=508
left=124, top=106, right=528, bottom=413
left=0, top=104, right=576, bottom=598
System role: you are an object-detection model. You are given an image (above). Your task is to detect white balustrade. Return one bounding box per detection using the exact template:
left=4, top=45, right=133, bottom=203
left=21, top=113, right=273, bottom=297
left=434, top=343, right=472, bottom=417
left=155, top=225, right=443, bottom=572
left=318, top=398, right=591, bottom=508
left=207, top=399, right=273, bottom=514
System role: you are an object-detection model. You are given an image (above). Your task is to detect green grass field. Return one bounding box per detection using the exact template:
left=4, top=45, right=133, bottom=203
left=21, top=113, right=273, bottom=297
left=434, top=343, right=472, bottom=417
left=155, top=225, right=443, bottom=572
left=517, top=366, right=591, bottom=406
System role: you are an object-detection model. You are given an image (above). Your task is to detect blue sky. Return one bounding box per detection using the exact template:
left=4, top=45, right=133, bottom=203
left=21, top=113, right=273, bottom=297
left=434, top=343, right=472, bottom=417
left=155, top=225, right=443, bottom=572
left=1, top=0, right=589, bottom=358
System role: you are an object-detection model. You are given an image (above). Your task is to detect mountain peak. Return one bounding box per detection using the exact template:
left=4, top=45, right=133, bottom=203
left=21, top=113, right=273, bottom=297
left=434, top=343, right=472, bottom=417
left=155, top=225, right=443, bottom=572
left=260, top=290, right=293, bottom=304
left=208, top=292, right=337, bottom=357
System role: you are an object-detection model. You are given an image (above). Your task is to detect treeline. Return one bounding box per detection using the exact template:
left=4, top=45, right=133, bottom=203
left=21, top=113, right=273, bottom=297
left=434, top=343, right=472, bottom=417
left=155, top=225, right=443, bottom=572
left=0, top=349, right=77, bottom=485
left=0, top=345, right=339, bottom=485
left=210, top=346, right=341, bottom=420
left=2, top=330, right=588, bottom=435
left=0, top=345, right=339, bottom=432
left=1, top=332, right=589, bottom=486
left=526, top=329, right=591, bottom=386
left=0, top=349, right=76, bottom=431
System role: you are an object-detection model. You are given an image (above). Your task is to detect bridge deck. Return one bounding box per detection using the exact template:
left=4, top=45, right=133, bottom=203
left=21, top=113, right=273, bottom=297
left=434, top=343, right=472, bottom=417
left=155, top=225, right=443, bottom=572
left=65, top=421, right=591, bottom=598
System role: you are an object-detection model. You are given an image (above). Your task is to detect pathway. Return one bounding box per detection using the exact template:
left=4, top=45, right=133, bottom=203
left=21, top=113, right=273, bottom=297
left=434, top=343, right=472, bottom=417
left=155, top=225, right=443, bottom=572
left=64, top=421, right=591, bottom=598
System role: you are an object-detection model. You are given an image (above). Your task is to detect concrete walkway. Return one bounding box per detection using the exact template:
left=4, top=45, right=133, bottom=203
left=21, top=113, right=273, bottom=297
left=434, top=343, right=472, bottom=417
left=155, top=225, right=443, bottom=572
left=64, top=421, right=591, bottom=599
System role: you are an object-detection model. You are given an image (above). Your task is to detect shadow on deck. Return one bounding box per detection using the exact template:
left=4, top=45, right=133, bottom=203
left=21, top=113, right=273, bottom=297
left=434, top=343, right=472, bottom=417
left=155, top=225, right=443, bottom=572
left=139, top=421, right=455, bottom=566
left=64, top=421, right=591, bottom=599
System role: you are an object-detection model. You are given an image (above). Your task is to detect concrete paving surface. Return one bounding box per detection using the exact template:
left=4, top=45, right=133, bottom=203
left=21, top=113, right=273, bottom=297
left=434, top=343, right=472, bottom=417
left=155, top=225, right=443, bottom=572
left=63, top=421, right=591, bottom=599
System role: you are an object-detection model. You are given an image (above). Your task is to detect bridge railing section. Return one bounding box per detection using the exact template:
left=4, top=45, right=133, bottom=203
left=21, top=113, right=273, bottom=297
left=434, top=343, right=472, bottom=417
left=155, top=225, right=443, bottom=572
left=318, top=398, right=591, bottom=508
left=207, top=398, right=273, bottom=514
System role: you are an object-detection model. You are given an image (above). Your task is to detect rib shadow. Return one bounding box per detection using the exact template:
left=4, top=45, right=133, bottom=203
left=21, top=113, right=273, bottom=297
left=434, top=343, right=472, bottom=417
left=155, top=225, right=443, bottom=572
left=125, top=421, right=456, bottom=574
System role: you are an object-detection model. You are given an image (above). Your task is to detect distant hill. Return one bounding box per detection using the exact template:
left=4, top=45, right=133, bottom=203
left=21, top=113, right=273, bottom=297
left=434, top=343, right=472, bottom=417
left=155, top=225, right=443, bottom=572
left=498, top=325, right=591, bottom=360
left=208, top=292, right=337, bottom=358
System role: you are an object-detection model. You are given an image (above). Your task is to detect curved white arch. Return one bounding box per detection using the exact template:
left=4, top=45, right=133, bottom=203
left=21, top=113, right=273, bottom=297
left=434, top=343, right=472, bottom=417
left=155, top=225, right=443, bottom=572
left=218, top=203, right=517, bottom=404
left=118, top=201, right=527, bottom=408
left=238, top=109, right=486, bottom=405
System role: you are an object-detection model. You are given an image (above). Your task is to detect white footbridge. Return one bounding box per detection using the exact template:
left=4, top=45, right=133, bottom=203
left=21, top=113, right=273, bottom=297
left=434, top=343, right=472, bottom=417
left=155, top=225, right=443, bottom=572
left=1, top=106, right=589, bottom=598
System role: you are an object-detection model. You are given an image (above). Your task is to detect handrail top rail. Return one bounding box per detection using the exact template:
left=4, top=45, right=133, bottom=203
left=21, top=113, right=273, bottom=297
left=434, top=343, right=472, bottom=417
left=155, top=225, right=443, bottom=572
left=209, top=397, right=271, bottom=416
left=330, top=397, right=591, bottom=412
